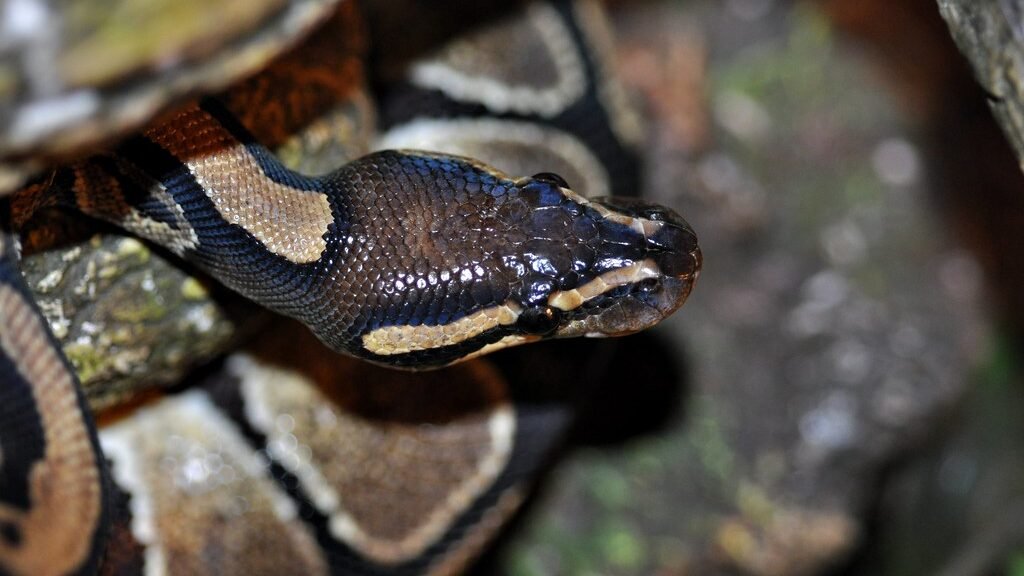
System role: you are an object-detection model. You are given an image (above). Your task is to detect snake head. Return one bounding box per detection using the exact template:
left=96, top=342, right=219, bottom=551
left=344, top=153, right=699, bottom=368
left=501, top=174, right=701, bottom=342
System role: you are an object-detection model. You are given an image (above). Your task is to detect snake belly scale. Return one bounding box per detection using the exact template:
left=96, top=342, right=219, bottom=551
left=0, top=1, right=701, bottom=574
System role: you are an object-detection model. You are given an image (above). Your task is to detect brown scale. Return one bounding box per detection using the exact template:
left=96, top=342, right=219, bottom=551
left=0, top=239, right=105, bottom=576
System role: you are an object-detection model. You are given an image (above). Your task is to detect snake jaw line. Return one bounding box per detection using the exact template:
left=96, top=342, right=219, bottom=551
left=547, top=258, right=662, bottom=311
left=360, top=302, right=523, bottom=356
left=455, top=334, right=541, bottom=363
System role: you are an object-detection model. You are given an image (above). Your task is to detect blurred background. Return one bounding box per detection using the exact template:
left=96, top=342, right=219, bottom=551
left=498, top=0, right=1024, bottom=575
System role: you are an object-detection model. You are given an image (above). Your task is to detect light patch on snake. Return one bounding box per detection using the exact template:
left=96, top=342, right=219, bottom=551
left=425, top=488, right=526, bottom=576
left=409, top=2, right=585, bottom=117
left=362, top=302, right=523, bottom=356
left=145, top=106, right=333, bottom=264
left=377, top=118, right=610, bottom=198
left=548, top=258, right=662, bottom=311
left=101, top=389, right=328, bottom=576
left=453, top=335, right=541, bottom=365
left=70, top=161, right=199, bottom=255
left=572, top=0, right=646, bottom=148
left=231, top=354, right=517, bottom=564
left=0, top=283, right=102, bottom=576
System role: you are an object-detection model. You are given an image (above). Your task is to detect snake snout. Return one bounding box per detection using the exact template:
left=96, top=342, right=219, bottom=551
left=627, top=202, right=701, bottom=321
left=645, top=218, right=701, bottom=277
left=548, top=196, right=701, bottom=338
left=591, top=196, right=702, bottom=282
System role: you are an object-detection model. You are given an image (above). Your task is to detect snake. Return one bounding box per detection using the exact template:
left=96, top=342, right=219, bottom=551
left=0, top=1, right=701, bottom=574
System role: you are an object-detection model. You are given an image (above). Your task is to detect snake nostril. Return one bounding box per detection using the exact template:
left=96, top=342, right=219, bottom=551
left=646, top=222, right=698, bottom=255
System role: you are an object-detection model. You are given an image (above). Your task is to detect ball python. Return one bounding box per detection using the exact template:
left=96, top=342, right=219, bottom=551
left=0, top=1, right=701, bottom=575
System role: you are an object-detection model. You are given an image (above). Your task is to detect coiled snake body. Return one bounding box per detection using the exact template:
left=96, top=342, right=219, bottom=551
left=0, top=2, right=700, bottom=574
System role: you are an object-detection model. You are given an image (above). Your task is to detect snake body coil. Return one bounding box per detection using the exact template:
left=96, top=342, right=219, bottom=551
left=0, top=1, right=701, bottom=574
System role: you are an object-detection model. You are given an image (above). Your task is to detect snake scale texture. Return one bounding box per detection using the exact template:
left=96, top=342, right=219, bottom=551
left=0, top=1, right=701, bottom=575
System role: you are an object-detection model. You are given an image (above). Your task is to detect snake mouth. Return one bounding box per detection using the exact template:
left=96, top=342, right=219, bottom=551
left=550, top=197, right=701, bottom=338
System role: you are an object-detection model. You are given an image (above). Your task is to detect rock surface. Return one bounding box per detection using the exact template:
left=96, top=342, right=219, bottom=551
left=21, top=234, right=245, bottom=411
left=938, top=0, right=1024, bottom=172
left=0, top=0, right=341, bottom=192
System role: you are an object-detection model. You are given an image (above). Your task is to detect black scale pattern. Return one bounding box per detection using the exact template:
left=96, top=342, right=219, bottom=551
left=110, top=98, right=670, bottom=367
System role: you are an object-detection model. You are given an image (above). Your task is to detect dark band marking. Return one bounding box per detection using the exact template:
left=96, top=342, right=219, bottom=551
left=202, top=350, right=572, bottom=575
left=230, top=354, right=516, bottom=564
left=144, top=105, right=333, bottom=263
left=68, top=158, right=200, bottom=256
left=423, top=488, right=525, bottom=575
left=110, top=134, right=355, bottom=333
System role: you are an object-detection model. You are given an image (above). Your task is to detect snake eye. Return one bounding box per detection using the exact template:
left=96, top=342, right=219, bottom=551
left=636, top=278, right=661, bottom=293
left=519, top=306, right=562, bottom=335
left=532, top=172, right=570, bottom=189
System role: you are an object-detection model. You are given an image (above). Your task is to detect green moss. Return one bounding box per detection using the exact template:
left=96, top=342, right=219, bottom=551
left=588, top=465, right=631, bottom=510
left=598, top=520, right=647, bottom=570
left=1008, top=551, right=1024, bottom=576
left=115, top=237, right=150, bottom=261
left=58, top=0, right=280, bottom=87
left=736, top=481, right=775, bottom=525
left=691, top=397, right=735, bottom=488
left=180, top=277, right=209, bottom=300
left=109, top=290, right=169, bottom=322
left=64, top=341, right=110, bottom=383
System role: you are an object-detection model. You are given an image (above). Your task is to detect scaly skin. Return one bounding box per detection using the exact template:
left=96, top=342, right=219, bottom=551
left=42, top=99, right=700, bottom=368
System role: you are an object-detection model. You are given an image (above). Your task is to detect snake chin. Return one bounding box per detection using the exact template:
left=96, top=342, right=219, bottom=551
left=554, top=272, right=699, bottom=339
left=545, top=197, right=702, bottom=339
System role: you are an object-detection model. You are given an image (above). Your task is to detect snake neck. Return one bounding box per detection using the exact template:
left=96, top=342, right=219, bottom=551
left=13, top=97, right=699, bottom=368
left=15, top=101, right=522, bottom=362
left=24, top=100, right=350, bottom=323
